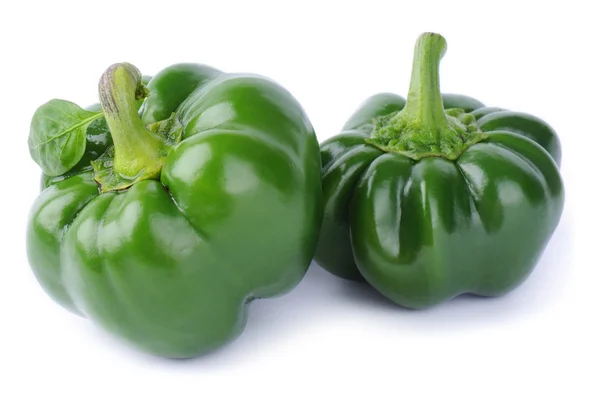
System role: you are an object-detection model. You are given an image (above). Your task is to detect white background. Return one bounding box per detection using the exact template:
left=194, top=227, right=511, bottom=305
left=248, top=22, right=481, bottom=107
left=1, top=0, right=598, bottom=396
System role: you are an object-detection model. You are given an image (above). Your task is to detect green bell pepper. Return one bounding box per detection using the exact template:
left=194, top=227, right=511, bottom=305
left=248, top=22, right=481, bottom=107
left=315, top=33, right=564, bottom=309
left=27, top=62, right=322, bottom=357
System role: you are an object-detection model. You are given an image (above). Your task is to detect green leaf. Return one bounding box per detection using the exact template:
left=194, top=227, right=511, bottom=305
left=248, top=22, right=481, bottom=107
left=28, top=99, right=103, bottom=176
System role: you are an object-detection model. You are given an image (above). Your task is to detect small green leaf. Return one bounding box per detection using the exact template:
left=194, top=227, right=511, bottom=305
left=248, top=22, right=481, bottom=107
left=28, top=99, right=103, bottom=176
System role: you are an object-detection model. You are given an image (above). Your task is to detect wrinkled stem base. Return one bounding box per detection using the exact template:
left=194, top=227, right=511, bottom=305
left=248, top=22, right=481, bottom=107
left=367, top=108, right=485, bottom=160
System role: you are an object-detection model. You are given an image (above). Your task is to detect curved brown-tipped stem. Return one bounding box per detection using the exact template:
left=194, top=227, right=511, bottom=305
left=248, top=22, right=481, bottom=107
left=95, top=63, right=170, bottom=192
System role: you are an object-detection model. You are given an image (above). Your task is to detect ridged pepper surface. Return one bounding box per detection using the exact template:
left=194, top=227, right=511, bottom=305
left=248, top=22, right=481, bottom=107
left=315, top=33, right=564, bottom=309
left=27, top=63, right=322, bottom=357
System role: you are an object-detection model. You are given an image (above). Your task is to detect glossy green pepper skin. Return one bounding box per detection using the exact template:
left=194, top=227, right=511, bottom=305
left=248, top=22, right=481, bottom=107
left=315, top=33, right=564, bottom=309
left=27, top=63, right=322, bottom=357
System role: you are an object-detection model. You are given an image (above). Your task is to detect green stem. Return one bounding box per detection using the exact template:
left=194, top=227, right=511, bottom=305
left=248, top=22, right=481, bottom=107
left=401, top=33, right=448, bottom=136
left=367, top=32, right=485, bottom=160
left=98, top=63, right=166, bottom=179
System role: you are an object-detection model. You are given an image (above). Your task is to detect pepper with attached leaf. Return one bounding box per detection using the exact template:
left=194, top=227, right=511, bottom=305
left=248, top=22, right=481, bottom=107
left=315, top=33, right=564, bottom=309
left=27, top=63, right=322, bottom=357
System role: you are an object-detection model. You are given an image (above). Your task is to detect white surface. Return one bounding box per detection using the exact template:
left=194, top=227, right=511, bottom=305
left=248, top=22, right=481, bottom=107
left=1, top=1, right=598, bottom=397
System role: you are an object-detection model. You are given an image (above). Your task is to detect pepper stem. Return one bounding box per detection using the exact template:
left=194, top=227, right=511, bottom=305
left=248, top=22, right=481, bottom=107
left=366, top=32, right=486, bottom=160
left=402, top=33, right=448, bottom=137
left=98, top=63, right=167, bottom=181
